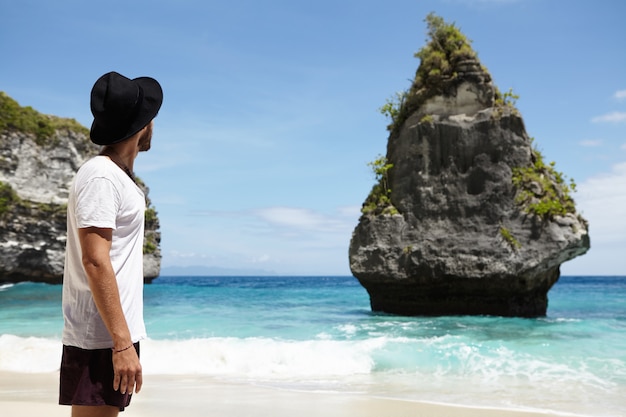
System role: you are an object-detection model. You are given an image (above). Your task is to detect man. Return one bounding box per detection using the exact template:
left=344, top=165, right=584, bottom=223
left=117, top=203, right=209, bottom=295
left=60, top=71, right=163, bottom=416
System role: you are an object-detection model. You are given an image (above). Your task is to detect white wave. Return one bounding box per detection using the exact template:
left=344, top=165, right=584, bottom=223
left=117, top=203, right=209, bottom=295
left=0, top=334, right=385, bottom=378
left=2, top=333, right=621, bottom=416
left=0, top=283, right=15, bottom=292
left=1, top=333, right=623, bottom=394
left=0, top=334, right=61, bottom=372
left=552, top=317, right=582, bottom=323
left=140, top=337, right=380, bottom=378
left=335, top=323, right=358, bottom=336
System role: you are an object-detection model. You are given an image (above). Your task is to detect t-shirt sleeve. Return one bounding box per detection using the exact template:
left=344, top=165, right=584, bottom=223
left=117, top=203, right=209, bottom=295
left=75, top=177, right=120, bottom=229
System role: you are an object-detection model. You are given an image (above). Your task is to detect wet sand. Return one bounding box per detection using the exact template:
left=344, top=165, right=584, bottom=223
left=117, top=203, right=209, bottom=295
left=0, top=372, right=566, bottom=417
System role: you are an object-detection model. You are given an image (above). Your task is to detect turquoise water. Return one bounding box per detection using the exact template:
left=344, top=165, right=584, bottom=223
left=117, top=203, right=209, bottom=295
left=0, top=276, right=624, bottom=416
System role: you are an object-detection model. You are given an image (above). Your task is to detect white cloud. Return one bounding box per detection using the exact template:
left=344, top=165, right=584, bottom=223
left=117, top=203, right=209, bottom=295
left=591, top=111, right=626, bottom=124
left=254, top=206, right=352, bottom=233
left=579, top=139, right=603, bottom=147
left=543, top=162, right=626, bottom=275
left=166, top=205, right=358, bottom=274
left=614, top=89, right=626, bottom=101
left=250, top=254, right=271, bottom=264
left=574, top=162, right=626, bottom=244
left=336, top=205, right=362, bottom=218
left=167, top=250, right=214, bottom=260
left=621, top=143, right=626, bottom=151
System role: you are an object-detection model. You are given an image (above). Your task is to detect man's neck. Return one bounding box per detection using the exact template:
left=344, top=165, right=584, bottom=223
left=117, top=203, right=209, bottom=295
left=101, top=140, right=138, bottom=182
left=105, top=134, right=139, bottom=171
left=109, top=145, right=136, bottom=173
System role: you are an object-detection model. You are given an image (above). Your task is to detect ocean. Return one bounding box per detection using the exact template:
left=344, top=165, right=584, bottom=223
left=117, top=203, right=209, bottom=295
left=0, top=275, right=624, bottom=416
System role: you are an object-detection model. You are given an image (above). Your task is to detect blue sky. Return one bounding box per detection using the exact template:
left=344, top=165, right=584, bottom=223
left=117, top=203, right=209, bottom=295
left=1, top=0, right=624, bottom=275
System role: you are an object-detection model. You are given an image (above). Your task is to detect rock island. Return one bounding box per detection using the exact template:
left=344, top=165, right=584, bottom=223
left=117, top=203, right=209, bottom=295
left=349, top=14, right=590, bottom=317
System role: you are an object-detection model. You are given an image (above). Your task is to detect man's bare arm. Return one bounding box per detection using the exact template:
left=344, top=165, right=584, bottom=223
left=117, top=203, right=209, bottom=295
left=78, top=227, right=142, bottom=394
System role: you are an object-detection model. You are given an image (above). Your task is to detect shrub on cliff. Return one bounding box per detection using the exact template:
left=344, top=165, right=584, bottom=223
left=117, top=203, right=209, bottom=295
left=0, top=181, right=19, bottom=217
left=381, top=13, right=480, bottom=134
left=512, top=143, right=577, bottom=219
left=0, top=92, right=88, bottom=145
left=361, top=155, right=397, bottom=215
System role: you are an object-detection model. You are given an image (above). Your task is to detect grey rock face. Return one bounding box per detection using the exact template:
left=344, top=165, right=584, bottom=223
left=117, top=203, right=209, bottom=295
left=0, top=201, right=67, bottom=284
left=0, top=123, right=162, bottom=284
left=349, top=83, right=589, bottom=317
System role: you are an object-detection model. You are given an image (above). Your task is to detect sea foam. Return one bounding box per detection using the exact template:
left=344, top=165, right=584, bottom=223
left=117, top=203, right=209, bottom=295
left=0, top=334, right=381, bottom=378
left=140, top=337, right=379, bottom=378
left=0, top=334, right=61, bottom=373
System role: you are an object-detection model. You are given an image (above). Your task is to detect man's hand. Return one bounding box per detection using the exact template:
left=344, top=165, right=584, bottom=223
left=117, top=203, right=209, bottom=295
left=112, top=346, right=143, bottom=394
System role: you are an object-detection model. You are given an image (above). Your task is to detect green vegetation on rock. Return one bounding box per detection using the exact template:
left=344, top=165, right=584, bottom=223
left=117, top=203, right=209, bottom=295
left=0, top=180, right=66, bottom=217
left=494, top=87, right=519, bottom=108
left=362, top=155, right=398, bottom=215
left=380, top=13, right=479, bottom=133
left=512, top=142, right=577, bottom=219
left=499, top=225, right=521, bottom=250
left=0, top=181, right=19, bottom=217
left=143, top=206, right=159, bottom=254
left=492, top=87, right=521, bottom=119
left=379, top=91, right=407, bottom=128
left=145, top=207, right=158, bottom=224
left=143, top=240, right=157, bottom=255
left=0, top=91, right=89, bottom=145
left=413, top=13, right=477, bottom=90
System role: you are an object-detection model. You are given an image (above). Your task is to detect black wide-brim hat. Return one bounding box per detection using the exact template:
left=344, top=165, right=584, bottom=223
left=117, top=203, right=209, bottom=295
left=90, top=71, right=163, bottom=146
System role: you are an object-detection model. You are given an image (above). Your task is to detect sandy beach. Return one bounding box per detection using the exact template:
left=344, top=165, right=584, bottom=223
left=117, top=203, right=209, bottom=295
left=0, top=371, right=567, bottom=417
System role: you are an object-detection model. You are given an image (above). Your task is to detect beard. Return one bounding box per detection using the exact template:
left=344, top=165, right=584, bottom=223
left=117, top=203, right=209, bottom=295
left=137, top=123, right=153, bottom=152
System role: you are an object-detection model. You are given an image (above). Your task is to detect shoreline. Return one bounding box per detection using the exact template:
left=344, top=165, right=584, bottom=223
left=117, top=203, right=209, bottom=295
left=0, top=371, right=577, bottom=417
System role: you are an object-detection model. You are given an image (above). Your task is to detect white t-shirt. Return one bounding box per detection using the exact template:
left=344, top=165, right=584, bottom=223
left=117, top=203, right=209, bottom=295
left=62, top=156, right=147, bottom=349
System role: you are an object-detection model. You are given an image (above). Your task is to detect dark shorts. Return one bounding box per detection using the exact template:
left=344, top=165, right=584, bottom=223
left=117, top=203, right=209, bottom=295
left=59, top=342, right=140, bottom=412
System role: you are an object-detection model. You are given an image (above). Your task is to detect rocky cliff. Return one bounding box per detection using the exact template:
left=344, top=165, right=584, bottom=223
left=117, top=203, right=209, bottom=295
left=349, top=15, right=590, bottom=317
left=0, top=92, right=161, bottom=284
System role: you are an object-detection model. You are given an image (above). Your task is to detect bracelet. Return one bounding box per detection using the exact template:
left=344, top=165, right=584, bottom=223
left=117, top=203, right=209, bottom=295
left=112, top=343, right=134, bottom=353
